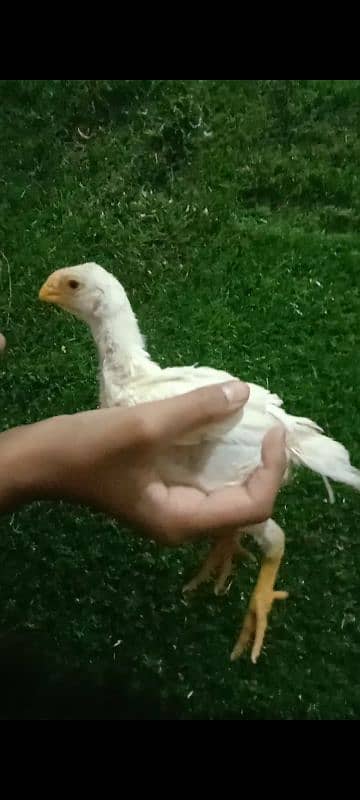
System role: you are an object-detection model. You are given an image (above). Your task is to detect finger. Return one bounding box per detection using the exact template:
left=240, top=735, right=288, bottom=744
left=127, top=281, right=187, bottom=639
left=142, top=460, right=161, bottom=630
left=71, top=381, right=250, bottom=459
left=242, top=427, right=287, bottom=520
left=140, top=381, right=250, bottom=445
left=261, top=426, right=287, bottom=472
left=151, top=482, right=275, bottom=538
left=188, top=472, right=283, bottom=533
left=0, top=333, right=6, bottom=353
left=194, top=427, right=286, bottom=530
left=139, top=426, right=285, bottom=541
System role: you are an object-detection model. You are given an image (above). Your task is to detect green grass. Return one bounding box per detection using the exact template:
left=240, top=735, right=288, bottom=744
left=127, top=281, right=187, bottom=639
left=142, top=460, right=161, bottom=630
left=1, top=80, right=360, bottom=719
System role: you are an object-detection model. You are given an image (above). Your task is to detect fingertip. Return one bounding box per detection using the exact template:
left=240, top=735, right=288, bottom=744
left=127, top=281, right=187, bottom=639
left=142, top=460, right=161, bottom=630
left=221, top=380, right=250, bottom=409
left=263, top=425, right=286, bottom=451
left=0, top=333, right=6, bottom=353
left=261, top=425, right=287, bottom=471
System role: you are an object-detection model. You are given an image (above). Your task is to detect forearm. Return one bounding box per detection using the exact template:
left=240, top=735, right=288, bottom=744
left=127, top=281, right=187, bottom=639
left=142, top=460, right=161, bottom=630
left=0, top=406, right=141, bottom=515
left=0, top=408, right=139, bottom=515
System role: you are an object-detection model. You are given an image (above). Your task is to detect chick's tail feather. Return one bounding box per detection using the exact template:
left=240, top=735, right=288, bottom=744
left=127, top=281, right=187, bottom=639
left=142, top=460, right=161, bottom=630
left=268, top=406, right=360, bottom=502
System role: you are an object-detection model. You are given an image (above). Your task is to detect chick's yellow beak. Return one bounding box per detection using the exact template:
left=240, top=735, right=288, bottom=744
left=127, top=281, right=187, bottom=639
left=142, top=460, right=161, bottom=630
left=38, top=272, right=62, bottom=303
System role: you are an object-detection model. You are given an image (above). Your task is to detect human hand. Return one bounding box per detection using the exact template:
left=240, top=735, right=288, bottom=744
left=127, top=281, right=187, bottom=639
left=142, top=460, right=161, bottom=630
left=0, top=380, right=286, bottom=545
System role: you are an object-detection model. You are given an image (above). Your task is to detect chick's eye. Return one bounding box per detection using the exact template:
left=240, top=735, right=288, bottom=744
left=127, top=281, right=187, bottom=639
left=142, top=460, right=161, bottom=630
left=68, top=279, right=79, bottom=290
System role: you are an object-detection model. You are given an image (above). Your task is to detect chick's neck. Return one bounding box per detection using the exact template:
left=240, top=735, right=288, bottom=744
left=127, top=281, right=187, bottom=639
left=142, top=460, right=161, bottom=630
left=88, top=303, right=158, bottom=382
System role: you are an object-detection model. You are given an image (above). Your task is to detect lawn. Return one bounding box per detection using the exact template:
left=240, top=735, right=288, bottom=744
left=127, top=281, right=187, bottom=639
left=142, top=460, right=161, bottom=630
left=0, top=79, right=360, bottom=719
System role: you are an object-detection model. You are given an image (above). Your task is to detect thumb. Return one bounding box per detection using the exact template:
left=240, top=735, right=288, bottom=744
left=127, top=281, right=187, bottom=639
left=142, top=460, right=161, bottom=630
left=142, top=381, right=250, bottom=446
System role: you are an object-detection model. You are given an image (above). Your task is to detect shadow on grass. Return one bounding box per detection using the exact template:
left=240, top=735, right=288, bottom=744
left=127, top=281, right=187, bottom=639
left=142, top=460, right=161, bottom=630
left=0, top=629, right=293, bottom=720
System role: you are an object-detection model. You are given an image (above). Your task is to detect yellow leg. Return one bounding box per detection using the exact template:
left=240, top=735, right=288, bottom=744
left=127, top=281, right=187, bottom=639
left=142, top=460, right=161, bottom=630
left=231, top=520, right=288, bottom=664
left=183, top=533, right=254, bottom=596
left=182, top=540, right=227, bottom=593
left=214, top=542, right=255, bottom=595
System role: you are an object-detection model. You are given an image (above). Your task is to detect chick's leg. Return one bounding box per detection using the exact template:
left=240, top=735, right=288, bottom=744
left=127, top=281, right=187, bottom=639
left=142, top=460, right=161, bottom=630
left=231, top=519, right=288, bottom=664
left=183, top=531, right=254, bottom=596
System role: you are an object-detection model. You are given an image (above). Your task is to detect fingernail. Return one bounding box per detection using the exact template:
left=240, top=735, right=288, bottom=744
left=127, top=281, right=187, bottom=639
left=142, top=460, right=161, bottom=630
left=222, top=381, right=249, bottom=408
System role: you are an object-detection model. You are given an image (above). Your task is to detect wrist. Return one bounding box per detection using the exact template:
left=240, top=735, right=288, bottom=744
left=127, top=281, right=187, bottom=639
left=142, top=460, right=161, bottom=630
left=0, top=419, right=66, bottom=512
left=0, top=426, right=30, bottom=511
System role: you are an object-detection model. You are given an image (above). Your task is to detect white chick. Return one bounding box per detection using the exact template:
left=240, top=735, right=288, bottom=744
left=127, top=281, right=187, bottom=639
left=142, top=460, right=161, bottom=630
left=39, top=263, right=360, bottom=663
